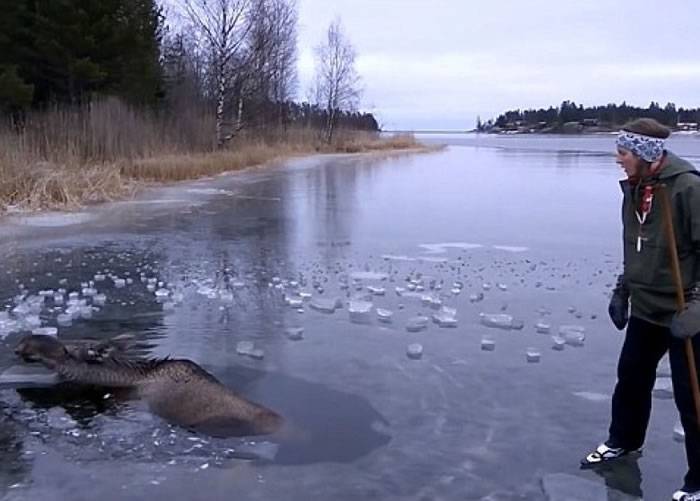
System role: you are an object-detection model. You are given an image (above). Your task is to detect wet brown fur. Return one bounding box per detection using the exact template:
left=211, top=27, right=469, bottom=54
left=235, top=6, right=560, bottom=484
left=14, top=335, right=283, bottom=437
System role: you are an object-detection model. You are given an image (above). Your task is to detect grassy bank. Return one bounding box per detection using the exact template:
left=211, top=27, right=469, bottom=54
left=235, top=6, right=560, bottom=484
left=0, top=99, right=420, bottom=212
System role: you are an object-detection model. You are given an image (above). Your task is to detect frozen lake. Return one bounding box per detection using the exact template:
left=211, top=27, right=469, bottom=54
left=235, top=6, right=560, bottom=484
left=1, top=134, right=699, bottom=500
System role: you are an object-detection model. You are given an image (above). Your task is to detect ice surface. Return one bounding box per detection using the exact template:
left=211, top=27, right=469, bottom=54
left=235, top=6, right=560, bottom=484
left=541, top=473, right=606, bottom=500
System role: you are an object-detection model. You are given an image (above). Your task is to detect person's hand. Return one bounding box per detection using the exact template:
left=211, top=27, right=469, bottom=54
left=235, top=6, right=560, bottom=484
left=671, top=286, right=700, bottom=339
left=608, top=274, right=629, bottom=331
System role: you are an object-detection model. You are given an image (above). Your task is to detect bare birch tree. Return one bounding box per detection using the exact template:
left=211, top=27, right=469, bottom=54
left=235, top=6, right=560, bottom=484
left=177, top=0, right=254, bottom=148
left=313, top=19, right=360, bottom=143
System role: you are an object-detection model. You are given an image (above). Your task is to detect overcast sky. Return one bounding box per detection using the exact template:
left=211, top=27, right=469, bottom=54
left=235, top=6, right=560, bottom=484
left=295, top=0, right=700, bottom=130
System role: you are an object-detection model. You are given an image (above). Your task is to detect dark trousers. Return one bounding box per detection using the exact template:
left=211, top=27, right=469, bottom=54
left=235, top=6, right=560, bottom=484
left=608, top=316, right=700, bottom=490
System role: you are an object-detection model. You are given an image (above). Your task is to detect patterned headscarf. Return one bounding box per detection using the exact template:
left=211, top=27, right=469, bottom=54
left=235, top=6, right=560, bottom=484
left=616, top=131, right=665, bottom=162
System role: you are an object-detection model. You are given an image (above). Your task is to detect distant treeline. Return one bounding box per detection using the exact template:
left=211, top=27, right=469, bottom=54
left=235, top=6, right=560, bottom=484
left=0, top=0, right=378, bottom=139
left=480, top=101, right=700, bottom=132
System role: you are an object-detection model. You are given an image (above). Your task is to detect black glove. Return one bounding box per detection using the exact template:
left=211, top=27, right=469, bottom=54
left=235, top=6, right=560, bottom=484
left=671, top=285, right=700, bottom=339
left=608, top=274, right=630, bottom=331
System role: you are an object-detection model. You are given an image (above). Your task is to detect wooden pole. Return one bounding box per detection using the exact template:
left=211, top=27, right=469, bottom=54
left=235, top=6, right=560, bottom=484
left=658, top=184, right=700, bottom=429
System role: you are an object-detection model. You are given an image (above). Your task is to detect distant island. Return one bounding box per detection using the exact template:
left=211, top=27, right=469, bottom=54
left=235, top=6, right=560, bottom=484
left=478, top=101, right=700, bottom=134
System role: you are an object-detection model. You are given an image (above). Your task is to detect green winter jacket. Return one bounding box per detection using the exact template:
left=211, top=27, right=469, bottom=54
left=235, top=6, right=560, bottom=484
left=622, top=151, right=700, bottom=326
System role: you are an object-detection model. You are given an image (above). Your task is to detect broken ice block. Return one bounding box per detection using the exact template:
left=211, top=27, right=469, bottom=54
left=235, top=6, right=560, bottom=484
left=535, top=322, right=551, bottom=334
left=526, top=348, right=541, bottom=363
left=673, top=421, right=685, bottom=442
left=31, top=327, right=58, bottom=337
left=405, top=315, right=429, bottom=332
left=497, top=283, right=508, bottom=291
left=559, top=325, right=585, bottom=346
left=551, top=335, right=566, bottom=351
left=479, top=313, right=513, bottom=330
left=511, top=319, right=525, bottom=330
left=309, top=298, right=340, bottom=313
left=652, top=378, right=673, bottom=399
left=0, top=365, right=58, bottom=389
left=57, top=314, right=72, bottom=326
left=367, top=286, right=385, bottom=296
left=481, top=338, right=495, bottom=351
left=376, top=308, right=393, bottom=323
left=285, top=327, right=304, bottom=341
left=432, top=313, right=458, bottom=328
left=236, top=341, right=255, bottom=356
left=348, top=300, right=373, bottom=324
left=469, top=292, right=484, bottom=303
left=406, top=343, right=423, bottom=360
left=249, top=349, right=264, bottom=360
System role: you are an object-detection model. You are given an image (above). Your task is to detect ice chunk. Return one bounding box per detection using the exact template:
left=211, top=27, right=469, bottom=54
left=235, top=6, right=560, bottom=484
left=559, top=325, right=585, bottom=346
left=376, top=308, right=393, bottom=323
left=309, top=298, right=341, bottom=314
left=57, top=314, right=72, bottom=326
left=155, top=288, right=170, bottom=298
left=284, top=296, right=304, bottom=308
left=481, top=338, right=495, bottom=351
left=479, top=313, right=513, bottom=330
left=469, top=292, right=484, bottom=303
left=674, top=420, right=685, bottom=442
left=406, top=343, right=423, bottom=360
left=405, top=315, right=429, bottom=332
left=249, top=349, right=265, bottom=360
left=0, top=365, right=58, bottom=389
left=535, top=322, right=551, bottom=334
left=497, top=283, right=508, bottom=291
left=526, top=348, right=541, bottom=363
left=432, top=313, right=458, bottom=328
left=349, top=271, right=388, bottom=281
left=482, top=283, right=492, bottom=291
left=114, top=278, right=126, bottom=288
left=652, top=377, right=673, bottom=399
left=367, top=285, right=385, bottom=296
left=298, top=292, right=313, bottom=300
left=551, top=335, right=566, bottom=351
left=31, top=327, right=58, bottom=337
left=236, top=341, right=255, bottom=356
left=93, top=293, right=107, bottom=306
left=348, top=300, right=373, bottom=324
left=285, top=327, right=304, bottom=341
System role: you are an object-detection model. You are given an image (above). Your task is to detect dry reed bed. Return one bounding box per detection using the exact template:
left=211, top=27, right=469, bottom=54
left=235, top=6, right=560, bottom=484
left=0, top=100, right=419, bottom=212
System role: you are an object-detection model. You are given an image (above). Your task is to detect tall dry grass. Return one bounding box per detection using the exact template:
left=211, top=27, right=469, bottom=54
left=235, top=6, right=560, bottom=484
left=0, top=98, right=418, bottom=211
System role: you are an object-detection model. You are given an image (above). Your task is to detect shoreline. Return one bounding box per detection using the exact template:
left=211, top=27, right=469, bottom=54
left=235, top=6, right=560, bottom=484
left=0, top=133, right=435, bottom=220
left=0, top=141, right=439, bottom=220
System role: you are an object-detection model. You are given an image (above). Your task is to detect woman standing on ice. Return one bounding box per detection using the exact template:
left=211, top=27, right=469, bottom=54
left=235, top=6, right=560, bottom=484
left=581, top=118, right=700, bottom=501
